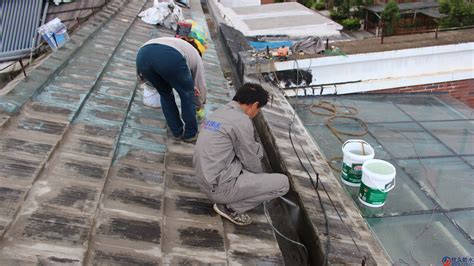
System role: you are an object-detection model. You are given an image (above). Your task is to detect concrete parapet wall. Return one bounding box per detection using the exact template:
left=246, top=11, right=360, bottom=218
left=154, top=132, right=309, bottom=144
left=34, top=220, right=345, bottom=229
left=244, top=42, right=474, bottom=96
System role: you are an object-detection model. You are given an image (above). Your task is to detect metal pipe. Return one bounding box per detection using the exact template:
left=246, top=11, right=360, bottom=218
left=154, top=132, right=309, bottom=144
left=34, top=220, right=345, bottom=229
left=19, top=59, right=27, bottom=78
left=285, top=80, right=362, bottom=90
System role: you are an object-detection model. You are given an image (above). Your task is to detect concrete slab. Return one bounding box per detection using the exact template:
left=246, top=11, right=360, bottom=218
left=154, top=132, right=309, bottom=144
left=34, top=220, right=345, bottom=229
left=16, top=117, right=68, bottom=136
left=95, top=212, right=161, bottom=246
left=64, top=136, right=114, bottom=158
left=71, top=123, right=120, bottom=143
left=246, top=14, right=332, bottom=31
left=165, top=171, right=203, bottom=195
left=76, top=106, right=127, bottom=126
left=87, top=93, right=131, bottom=110
left=102, top=183, right=163, bottom=217
left=0, top=155, right=41, bottom=184
left=0, top=116, right=9, bottom=128
left=115, top=143, right=166, bottom=167
left=23, top=101, right=75, bottom=123
left=95, top=82, right=134, bottom=98
left=163, top=192, right=221, bottom=224
left=89, top=243, right=161, bottom=265
left=214, top=1, right=342, bottom=37
left=10, top=208, right=92, bottom=246
left=161, top=217, right=227, bottom=264
left=224, top=220, right=285, bottom=265
left=165, top=152, right=194, bottom=174
left=0, top=137, right=53, bottom=163
left=109, top=162, right=164, bottom=188
left=48, top=152, right=110, bottom=182
left=0, top=250, right=82, bottom=266
left=0, top=186, right=27, bottom=236
left=0, top=187, right=26, bottom=217
left=42, top=183, right=101, bottom=215
left=232, top=2, right=310, bottom=15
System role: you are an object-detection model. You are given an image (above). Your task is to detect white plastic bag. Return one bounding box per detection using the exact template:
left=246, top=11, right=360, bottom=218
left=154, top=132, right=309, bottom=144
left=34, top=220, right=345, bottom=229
left=37, top=18, right=69, bottom=50
left=138, top=0, right=183, bottom=30
left=143, top=83, right=161, bottom=108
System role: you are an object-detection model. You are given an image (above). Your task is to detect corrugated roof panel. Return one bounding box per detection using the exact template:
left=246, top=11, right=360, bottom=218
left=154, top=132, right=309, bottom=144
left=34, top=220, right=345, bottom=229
left=0, top=0, right=44, bottom=61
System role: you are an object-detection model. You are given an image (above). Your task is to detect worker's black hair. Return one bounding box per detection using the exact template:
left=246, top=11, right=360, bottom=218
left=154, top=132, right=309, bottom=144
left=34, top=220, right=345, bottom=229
left=232, top=83, right=269, bottom=108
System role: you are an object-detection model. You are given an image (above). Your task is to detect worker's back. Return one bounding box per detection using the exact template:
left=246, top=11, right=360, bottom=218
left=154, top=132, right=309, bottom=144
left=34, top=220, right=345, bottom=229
left=194, top=101, right=255, bottom=190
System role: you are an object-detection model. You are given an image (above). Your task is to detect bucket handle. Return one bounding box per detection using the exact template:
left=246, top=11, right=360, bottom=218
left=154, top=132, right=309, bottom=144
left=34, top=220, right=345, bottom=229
left=381, top=177, right=396, bottom=192
left=343, top=139, right=370, bottom=152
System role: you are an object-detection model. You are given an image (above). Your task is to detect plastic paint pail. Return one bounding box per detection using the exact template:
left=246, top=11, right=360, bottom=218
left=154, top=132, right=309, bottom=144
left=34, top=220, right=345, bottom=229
left=341, top=140, right=374, bottom=186
left=358, top=159, right=396, bottom=208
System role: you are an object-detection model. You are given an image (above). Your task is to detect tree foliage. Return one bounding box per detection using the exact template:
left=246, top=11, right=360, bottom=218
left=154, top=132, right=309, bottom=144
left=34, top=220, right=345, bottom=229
left=312, top=2, right=326, bottom=10
left=341, top=18, right=361, bottom=30
left=381, top=1, right=400, bottom=35
left=439, top=0, right=474, bottom=28
left=304, top=0, right=328, bottom=10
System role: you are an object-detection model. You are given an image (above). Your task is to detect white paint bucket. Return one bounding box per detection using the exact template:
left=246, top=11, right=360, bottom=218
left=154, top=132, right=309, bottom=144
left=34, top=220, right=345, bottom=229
left=143, top=83, right=161, bottom=108
left=358, top=159, right=396, bottom=208
left=341, top=140, right=375, bottom=187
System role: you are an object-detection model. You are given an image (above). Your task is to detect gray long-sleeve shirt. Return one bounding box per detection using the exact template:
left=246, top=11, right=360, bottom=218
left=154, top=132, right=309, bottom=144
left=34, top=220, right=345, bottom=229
left=142, top=37, right=206, bottom=105
left=193, top=101, right=264, bottom=189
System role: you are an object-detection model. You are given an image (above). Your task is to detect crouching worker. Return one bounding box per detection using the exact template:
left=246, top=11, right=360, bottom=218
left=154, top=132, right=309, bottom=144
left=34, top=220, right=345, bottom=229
left=136, top=36, right=206, bottom=143
left=193, top=83, right=289, bottom=225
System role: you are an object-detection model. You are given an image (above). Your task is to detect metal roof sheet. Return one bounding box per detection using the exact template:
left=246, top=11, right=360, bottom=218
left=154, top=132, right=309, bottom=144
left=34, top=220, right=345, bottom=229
left=365, top=1, right=439, bottom=13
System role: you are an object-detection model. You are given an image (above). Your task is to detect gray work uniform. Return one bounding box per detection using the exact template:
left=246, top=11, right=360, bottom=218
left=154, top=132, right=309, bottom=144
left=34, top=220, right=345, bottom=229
left=193, top=101, right=289, bottom=213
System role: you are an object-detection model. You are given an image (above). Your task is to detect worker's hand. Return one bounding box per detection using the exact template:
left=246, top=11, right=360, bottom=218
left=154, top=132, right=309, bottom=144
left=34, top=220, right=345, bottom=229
left=194, top=86, right=201, bottom=97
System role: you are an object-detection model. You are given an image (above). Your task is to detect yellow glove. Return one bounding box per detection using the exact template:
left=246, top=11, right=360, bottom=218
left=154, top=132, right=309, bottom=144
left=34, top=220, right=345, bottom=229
left=196, top=107, right=205, bottom=122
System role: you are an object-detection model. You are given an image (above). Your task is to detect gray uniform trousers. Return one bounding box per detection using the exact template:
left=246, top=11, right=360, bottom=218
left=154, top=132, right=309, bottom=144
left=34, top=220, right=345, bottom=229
left=203, top=170, right=289, bottom=213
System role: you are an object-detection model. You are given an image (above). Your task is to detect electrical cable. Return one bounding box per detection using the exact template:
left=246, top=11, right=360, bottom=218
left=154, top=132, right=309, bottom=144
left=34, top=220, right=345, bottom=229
left=307, top=100, right=369, bottom=172
left=289, top=57, right=331, bottom=264
left=289, top=120, right=330, bottom=266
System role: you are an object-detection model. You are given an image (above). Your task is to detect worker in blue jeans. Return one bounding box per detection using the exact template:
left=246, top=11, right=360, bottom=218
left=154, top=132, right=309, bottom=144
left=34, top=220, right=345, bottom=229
left=136, top=36, right=207, bottom=143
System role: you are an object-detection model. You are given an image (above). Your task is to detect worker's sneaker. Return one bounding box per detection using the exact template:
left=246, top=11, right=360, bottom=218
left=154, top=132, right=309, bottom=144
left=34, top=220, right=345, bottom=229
left=183, top=134, right=198, bottom=144
left=213, top=203, right=252, bottom=225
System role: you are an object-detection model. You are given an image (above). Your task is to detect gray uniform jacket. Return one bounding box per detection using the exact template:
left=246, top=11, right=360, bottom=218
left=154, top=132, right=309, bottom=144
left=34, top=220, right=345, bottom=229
left=194, top=101, right=264, bottom=190
left=142, top=37, right=207, bottom=105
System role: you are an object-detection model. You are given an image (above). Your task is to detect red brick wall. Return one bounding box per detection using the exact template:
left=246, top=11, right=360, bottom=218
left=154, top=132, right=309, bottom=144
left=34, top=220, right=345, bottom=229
left=372, top=79, right=474, bottom=108
left=261, top=0, right=275, bottom=4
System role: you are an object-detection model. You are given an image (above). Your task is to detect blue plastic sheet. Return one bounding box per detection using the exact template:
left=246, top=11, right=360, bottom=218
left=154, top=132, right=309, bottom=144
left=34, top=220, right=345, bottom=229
left=248, top=41, right=293, bottom=51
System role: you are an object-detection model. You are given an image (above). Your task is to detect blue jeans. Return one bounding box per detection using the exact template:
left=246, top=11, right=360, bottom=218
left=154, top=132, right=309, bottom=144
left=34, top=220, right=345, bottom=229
left=136, top=44, right=197, bottom=139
